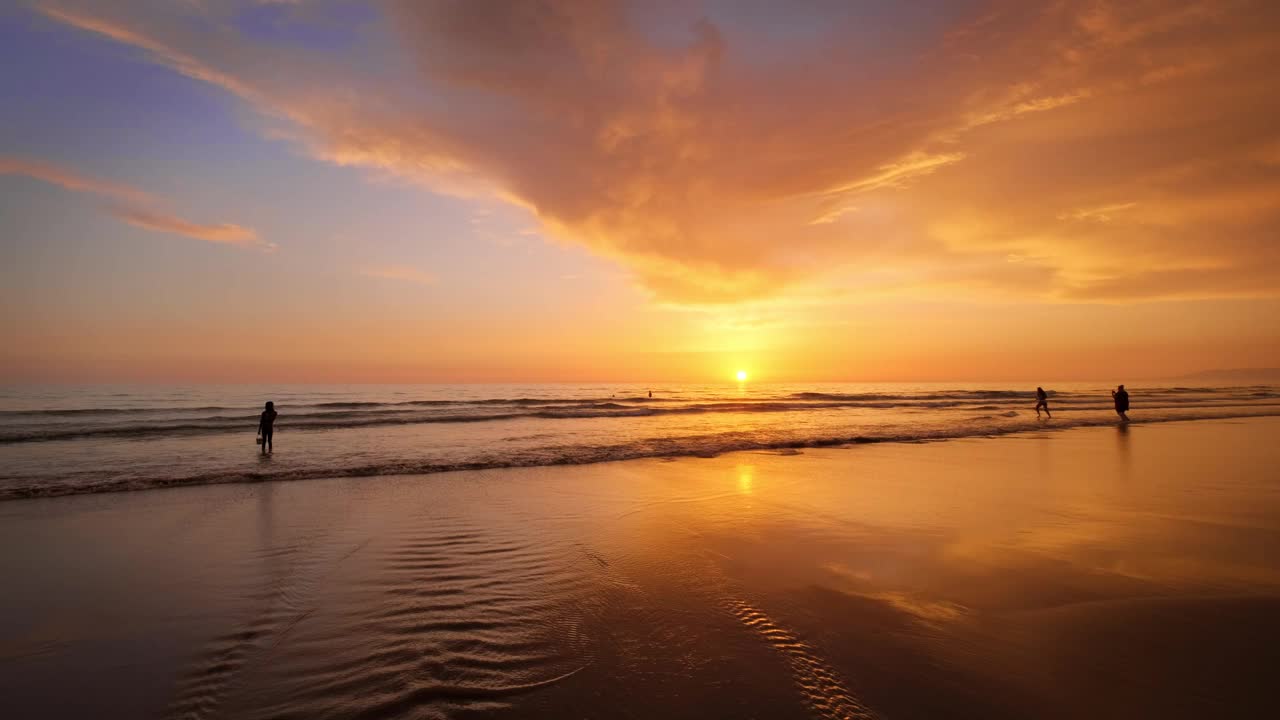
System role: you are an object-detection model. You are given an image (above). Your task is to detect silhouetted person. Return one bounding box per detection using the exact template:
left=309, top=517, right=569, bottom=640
left=1111, top=385, right=1130, bottom=422
left=258, top=401, right=277, bottom=453
left=648, top=390, right=653, bottom=398
left=1035, top=387, right=1051, bottom=418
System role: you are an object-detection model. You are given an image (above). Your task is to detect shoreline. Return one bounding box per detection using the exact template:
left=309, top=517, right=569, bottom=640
left=4, top=412, right=1278, bottom=502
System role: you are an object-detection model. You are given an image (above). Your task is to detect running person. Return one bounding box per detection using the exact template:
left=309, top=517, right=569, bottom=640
left=1035, top=387, right=1051, bottom=418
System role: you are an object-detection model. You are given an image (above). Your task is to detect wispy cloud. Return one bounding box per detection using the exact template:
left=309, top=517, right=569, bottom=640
left=1057, top=202, right=1138, bottom=223
left=37, top=5, right=258, bottom=101
left=964, top=89, right=1093, bottom=129
left=0, top=157, right=152, bottom=205
left=1, top=155, right=265, bottom=248
left=109, top=206, right=260, bottom=245
left=821, top=152, right=968, bottom=197
left=360, top=265, right=435, bottom=285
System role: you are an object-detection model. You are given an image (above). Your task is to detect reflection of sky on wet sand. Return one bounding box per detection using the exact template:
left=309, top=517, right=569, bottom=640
left=1115, top=422, right=1132, bottom=476
left=658, top=420, right=1280, bottom=607
left=598, top=418, right=1280, bottom=716
left=3, top=418, right=1278, bottom=719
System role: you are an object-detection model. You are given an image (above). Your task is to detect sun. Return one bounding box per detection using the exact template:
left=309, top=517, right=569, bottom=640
left=735, top=370, right=748, bottom=382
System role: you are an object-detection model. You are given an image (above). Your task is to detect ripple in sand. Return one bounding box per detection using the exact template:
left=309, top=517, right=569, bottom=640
left=724, top=598, right=878, bottom=720
left=184, top=519, right=594, bottom=719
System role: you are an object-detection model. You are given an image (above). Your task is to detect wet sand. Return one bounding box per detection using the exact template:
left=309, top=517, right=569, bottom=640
left=2, top=417, right=1279, bottom=719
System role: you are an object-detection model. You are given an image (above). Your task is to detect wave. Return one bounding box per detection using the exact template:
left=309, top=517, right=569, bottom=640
left=0, top=397, right=659, bottom=417
left=0, top=405, right=235, bottom=417
left=5, top=409, right=1277, bottom=501
left=0, top=412, right=525, bottom=443
left=788, top=390, right=1027, bottom=401
left=4, top=386, right=1275, bottom=420
left=969, top=411, right=1020, bottom=419
left=6, top=396, right=1280, bottom=443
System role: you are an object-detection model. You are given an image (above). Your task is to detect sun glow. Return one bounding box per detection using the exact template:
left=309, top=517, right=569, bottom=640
left=736, top=370, right=748, bottom=382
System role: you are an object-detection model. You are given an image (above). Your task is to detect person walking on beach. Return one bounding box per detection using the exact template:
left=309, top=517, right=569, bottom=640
left=258, top=401, right=278, bottom=453
left=1035, top=387, right=1051, bottom=418
left=1111, top=385, right=1130, bottom=422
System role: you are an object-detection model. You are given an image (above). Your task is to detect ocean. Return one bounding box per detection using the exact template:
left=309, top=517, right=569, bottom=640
left=2, top=382, right=1277, bottom=500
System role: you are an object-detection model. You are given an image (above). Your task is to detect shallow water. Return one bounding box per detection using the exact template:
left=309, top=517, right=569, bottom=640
left=2, top=382, right=1277, bottom=498
left=2, top=418, right=1278, bottom=719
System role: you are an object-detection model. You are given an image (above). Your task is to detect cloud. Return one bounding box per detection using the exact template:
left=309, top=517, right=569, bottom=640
left=963, top=90, right=1093, bottom=129
left=37, top=5, right=259, bottom=100
left=1057, top=203, right=1138, bottom=223
left=109, top=206, right=260, bottom=245
left=34, top=0, right=1280, bottom=302
left=0, top=157, right=153, bottom=205
left=1, top=154, right=265, bottom=248
left=821, top=152, right=968, bottom=197
left=360, top=265, right=435, bottom=285
left=1063, top=263, right=1280, bottom=301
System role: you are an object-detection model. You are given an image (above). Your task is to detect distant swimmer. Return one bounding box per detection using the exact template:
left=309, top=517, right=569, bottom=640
left=1035, top=387, right=1051, bottom=418
left=1111, top=385, right=1130, bottom=422
left=648, top=390, right=653, bottom=398
left=258, top=401, right=278, bottom=453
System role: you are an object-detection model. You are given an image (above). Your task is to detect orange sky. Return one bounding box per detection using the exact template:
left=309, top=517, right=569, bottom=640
left=2, top=1, right=1279, bottom=383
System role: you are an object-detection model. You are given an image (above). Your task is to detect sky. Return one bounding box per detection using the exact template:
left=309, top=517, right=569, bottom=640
left=2, top=0, right=1278, bottom=383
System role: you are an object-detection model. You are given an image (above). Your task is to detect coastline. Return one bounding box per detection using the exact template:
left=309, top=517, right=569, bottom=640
left=5, top=406, right=1279, bottom=501
left=3, top=416, right=1279, bottom=719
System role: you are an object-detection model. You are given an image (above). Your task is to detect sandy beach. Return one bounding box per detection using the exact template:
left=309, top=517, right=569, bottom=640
left=3, top=416, right=1279, bottom=719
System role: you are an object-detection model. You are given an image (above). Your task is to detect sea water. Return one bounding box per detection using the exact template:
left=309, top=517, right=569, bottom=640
left=2, top=382, right=1277, bottom=499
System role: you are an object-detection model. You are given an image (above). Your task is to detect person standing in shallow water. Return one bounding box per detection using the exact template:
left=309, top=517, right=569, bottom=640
left=1035, top=387, right=1051, bottom=418
left=258, top=401, right=278, bottom=453
left=1112, top=385, right=1130, bottom=422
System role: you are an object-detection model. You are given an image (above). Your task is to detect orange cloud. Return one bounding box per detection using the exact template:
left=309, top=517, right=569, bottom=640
left=36, top=0, right=1280, bottom=302
left=360, top=265, right=435, bottom=285
left=1, top=154, right=264, bottom=248
left=0, top=157, right=152, bottom=205
left=109, top=206, right=259, bottom=246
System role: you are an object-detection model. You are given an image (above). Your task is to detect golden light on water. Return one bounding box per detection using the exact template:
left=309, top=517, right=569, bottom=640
left=736, top=370, right=748, bottom=382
